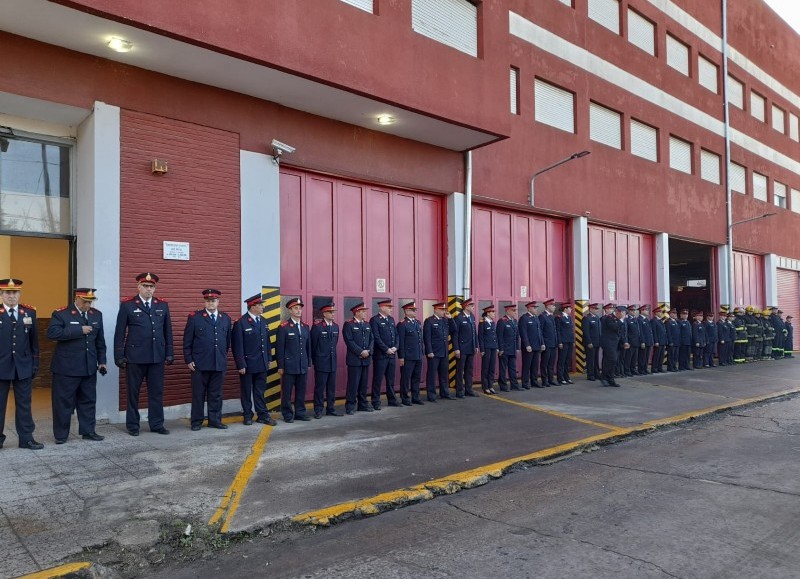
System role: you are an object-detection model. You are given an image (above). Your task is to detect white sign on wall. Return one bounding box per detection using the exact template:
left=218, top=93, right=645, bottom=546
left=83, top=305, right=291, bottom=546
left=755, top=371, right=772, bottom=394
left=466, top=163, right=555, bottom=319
left=163, top=241, right=190, bottom=261
left=520, top=285, right=528, bottom=298
left=376, top=278, right=386, bottom=293
left=608, top=280, right=616, bottom=301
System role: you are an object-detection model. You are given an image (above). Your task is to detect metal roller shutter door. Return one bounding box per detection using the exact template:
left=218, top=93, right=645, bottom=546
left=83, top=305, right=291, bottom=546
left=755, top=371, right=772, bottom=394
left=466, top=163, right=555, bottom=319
left=777, top=269, right=800, bottom=328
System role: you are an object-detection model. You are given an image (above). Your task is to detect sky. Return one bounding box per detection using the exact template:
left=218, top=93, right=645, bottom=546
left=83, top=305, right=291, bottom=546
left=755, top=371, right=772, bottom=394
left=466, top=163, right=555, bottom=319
left=763, top=0, right=800, bottom=34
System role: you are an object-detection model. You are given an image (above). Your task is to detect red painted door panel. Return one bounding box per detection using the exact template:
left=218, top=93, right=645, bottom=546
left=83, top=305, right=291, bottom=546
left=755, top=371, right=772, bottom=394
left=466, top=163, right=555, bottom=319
left=733, top=251, right=764, bottom=308
left=588, top=225, right=655, bottom=306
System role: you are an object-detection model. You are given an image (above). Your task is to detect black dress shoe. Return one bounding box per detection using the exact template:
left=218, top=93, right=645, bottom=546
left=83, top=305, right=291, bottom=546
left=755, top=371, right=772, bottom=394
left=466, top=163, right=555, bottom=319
left=610, top=382, right=621, bottom=387
left=412, top=400, right=425, bottom=405
left=499, top=387, right=510, bottom=392
left=295, top=415, right=311, bottom=421
left=284, top=416, right=295, bottom=423
left=55, top=438, right=67, bottom=444
left=548, top=381, right=558, bottom=386
left=358, top=407, right=374, bottom=412
left=191, top=424, right=202, bottom=431
left=511, top=386, right=523, bottom=391
left=388, top=401, right=402, bottom=407
left=314, top=411, right=323, bottom=419
left=20, top=440, right=44, bottom=450
left=401, top=400, right=413, bottom=406
left=326, top=410, right=345, bottom=416
left=243, top=419, right=253, bottom=425
left=208, top=423, right=229, bottom=429
left=566, top=379, right=574, bottom=384
left=151, top=427, right=170, bottom=435
left=127, top=430, right=139, bottom=437
left=441, top=394, right=455, bottom=400
left=0, top=434, right=5, bottom=448
left=427, top=398, right=437, bottom=403
left=465, top=391, right=480, bottom=397
left=345, top=409, right=354, bottom=415
left=82, top=432, right=105, bottom=441
left=534, top=383, right=546, bottom=388
left=257, top=416, right=278, bottom=426
left=455, top=393, right=465, bottom=398
left=372, top=405, right=382, bottom=411
left=521, top=384, right=531, bottom=390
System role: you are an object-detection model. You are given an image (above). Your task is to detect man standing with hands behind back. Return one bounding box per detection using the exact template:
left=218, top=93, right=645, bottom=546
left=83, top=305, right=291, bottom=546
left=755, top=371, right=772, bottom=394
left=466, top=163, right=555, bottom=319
left=114, top=272, right=174, bottom=436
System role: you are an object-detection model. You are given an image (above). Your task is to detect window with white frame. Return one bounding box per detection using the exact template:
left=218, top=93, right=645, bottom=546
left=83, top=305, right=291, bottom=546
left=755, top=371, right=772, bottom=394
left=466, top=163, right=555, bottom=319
left=339, top=0, right=373, bottom=13
left=730, top=162, right=746, bottom=194
left=727, top=75, right=744, bottom=109
left=666, top=35, right=689, bottom=76
left=630, top=119, right=657, bottom=161
left=588, top=0, right=620, bottom=34
left=411, top=0, right=478, bottom=57
left=590, top=102, right=622, bottom=149
left=627, top=9, right=655, bottom=55
left=698, top=55, right=718, bottom=93
left=751, top=91, right=766, bottom=122
left=790, top=113, right=799, bottom=141
left=772, top=104, right=785, bottom=133
left=753, top=172, right=767, bottom=201
left=700, top=150, right=720, bottom=184
left=510, top=67, right=519, bottom=114
left=556, top=0, right=572, bottom=5
left=669, top=136, right=692, bottom=174
left=534, top=79, right=575, bottom=133
left=792, top=188, right=800, bottom=214
left=774, top=181, right=787, bottom=208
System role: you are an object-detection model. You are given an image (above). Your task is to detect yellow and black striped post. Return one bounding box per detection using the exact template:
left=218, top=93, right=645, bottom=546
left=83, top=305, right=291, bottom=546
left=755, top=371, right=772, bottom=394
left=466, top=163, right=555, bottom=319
left=261, top=286, right=282, bottom=411
left=658, top=302, right=670, bottom=366
left=574, top=300, right=588, bottom=373
left=448, top=295, right=461, bottom=391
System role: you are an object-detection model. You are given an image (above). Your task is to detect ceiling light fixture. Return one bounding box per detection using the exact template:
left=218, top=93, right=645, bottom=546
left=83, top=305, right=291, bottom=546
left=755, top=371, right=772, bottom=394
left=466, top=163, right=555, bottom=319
left=376, top=114, right=396, bottom=126
left=107, top=37, right=133, bottom=53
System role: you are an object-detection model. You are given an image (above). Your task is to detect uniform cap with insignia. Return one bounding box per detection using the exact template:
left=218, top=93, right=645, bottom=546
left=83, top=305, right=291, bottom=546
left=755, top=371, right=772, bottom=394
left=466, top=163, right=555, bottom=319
left=777, top=310, right=783, bottom=315
left=286, top=297, right=304, bottom=309
left=786, top=315, right=793, bottom=320
left=525, top=301, right=538, bottom=308
left=603, top=303, right=614, bottom=310
left=377, top=299, right=393, bottom=307
left=482, top=305, right=496, bottom=314
left=615, top=305, right=627, bottom=312
left=504, top=303, right=517, bottom=310
left=638, top=304, right=650, bottom=312
left=0, top=278, right=23, bottom=290
left=402, top=301, right=417, bottom=311
left=320, top=302, right=335, bottom=313
left=588, top=303, right=599, bottom=309
left=653, top=306, right=663, bottom=313
left=202, top=288, right=222, bottom=299
left=543, top=298, right=555, bottom=306
left=350, top=302, right=367, bottom=314
left=461, top=298, right=474, bottom=308
left=75, top=287, right=98, bottom=301
left=669, top=308, right=677, bottom=314
left=432, top=302, right=447, bottom=310
left=627, top=304, right=637, bottom=311
left=244, top=293, right=262, bottom=307
left=136, top=272, right=159, bottom=284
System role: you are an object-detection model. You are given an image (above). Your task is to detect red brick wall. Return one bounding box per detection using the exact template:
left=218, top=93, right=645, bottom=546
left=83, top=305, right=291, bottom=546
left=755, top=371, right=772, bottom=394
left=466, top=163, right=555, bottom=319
left=119, top=109, right=241, bottom=410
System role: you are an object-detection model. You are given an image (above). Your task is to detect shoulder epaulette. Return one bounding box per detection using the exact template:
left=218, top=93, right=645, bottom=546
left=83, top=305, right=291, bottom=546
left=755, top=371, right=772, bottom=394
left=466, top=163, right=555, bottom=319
left=56, top=306, right=69, bottom=312
left=188, top=311, right=198, bottom=318
left=281, top=320, right=290, bottom=327
left=154, top=297, right=168, bottom=304
left=315, top=320, right=325, bottom=326
left=124, top=296, right=137, bottom=303
left=20, top=303, right=36, bottom=311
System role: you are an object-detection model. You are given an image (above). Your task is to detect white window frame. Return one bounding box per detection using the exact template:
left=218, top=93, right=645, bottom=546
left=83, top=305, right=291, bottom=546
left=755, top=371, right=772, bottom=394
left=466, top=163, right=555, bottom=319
left=556, top=0, right=573, bottom=5
left=627, top=9, right=655, bottom=55
left=669, top=136, right=692, bottom=174
left=630, top=119, right=658, bottom=162
left=666, top=35, right=690, bottom=76
left=700, top=150, right=720, bottom=184
left=753, top=172, right=768, bottom=202
left=534, top=79, right=575, bottom=134
left=790, top=113, right=799, bottom=141
left=589, top=102, right=622, bottom=149
left=730, top=162, right=747, bottom=194
left=588, top=0, right=620, bottom=34
left=698, top=55, right=718, bottom=93
left=791, top=188, right=800, bottom=214
left=339, top=0, right=374, bottom=13
left=411, top=0, right=478, bottom=58
left=751, top=91, right=766, bottom=122
left=772, top=104, right=786, bottom=133
left=510, top=67, right=519, bottom=115
left=774, top=181, right=787, bottom=209
left=727, top=75, right=744, bottom=109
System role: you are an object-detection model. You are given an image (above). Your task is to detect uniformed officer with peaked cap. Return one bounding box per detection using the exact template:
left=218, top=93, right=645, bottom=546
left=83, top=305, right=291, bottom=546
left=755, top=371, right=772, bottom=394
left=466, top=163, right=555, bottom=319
left=276, top=297, right=312, bottom=422
left=397, top=301, right=424, bottom=405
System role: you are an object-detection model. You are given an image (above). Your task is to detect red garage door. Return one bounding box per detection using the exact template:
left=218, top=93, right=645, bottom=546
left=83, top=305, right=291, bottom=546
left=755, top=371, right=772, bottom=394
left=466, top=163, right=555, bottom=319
left=280, top=169, right=445, bottom=397
left=733, top=251, right=764, bottom=308
left=588, top=226, right=655, bottom=306
left=777, top=268, right=800, bottom=325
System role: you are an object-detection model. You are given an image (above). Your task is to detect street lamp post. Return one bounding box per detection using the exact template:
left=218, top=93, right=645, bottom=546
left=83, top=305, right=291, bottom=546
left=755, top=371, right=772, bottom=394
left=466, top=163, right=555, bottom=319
left=727, top=212, right=776, bottom=308
left=529, top=150, right=590, bottom=207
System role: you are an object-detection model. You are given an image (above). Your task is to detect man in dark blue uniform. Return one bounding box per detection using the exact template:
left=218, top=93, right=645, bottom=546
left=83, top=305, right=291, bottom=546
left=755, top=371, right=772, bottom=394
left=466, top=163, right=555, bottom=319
left=0, top=278, right=42, bottom=450
left=114, top=272, right=174, bottom=436
left=343, top=302, right=373, bottom=414
left=716, top=311, right=730, bottom=366
left=520, top=301, right=545, bottom=388
left=665, top=308, right=680, bottom=371
left=691, top=311, right=706, bottom=369
left=310, top=302, right=342, bottom=418
left=785, top=315, right=794, bottom=357
left=703, top=312, right=718, bottom=367
left=424, top=302, right=452, bottom=401
left=582, top=303, right=602, bottom=382
left=600, top=305, right=629, bottom=387
left=478, top=305, right=498, bottom=395
left=276, top=297, right=311, bottom=422
left=397, top=302, right=424, bottom=405
left=678, top=309, right=693, bottom=370
left=650, top=306, right=667, bottom=373
left=231, top=293, right=276, bottom=426
left=637, top=305, right=654, bottom=375
left=770, top=308, right=785, bottom=360
left=184, top=289, right=232, bottom=430
left=624, top=305, right=642, bottom=376
left=451, top=298, right=479, bottom=397
left=539, top=298, right=559, bottom=386
left=370, top=299, right=398, bottom=409
left=555, top=303, right=575, bottom=384
left=497, top=304, right=520, bottom=391
left=47, top=288, right=107, bottom=444
left=725, top=312, right=736, bottom=365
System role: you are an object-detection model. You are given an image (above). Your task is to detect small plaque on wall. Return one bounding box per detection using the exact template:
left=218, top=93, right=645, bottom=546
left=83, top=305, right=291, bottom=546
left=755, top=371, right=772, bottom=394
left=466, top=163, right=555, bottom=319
left=163, top=241, right=190, bottom=261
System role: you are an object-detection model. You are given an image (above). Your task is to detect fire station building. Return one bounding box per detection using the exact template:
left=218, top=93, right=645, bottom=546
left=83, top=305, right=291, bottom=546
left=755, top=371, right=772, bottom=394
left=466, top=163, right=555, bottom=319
left=0, top=0, right=798, bottom=422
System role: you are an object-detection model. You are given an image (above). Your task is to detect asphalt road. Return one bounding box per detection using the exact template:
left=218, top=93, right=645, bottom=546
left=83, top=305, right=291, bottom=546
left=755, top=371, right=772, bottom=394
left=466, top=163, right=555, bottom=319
left=147, top=394, right=800, bottom=579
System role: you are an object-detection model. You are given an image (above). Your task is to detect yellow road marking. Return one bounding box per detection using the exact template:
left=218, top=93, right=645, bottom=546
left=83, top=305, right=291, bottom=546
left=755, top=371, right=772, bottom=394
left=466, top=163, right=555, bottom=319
left=293, top=386, right=800, bottom=527
left=209, top=424, right=273, bottom=532
left=486, top=393, right=626, bottom=432
left=18, top=562, right=91, bottom=579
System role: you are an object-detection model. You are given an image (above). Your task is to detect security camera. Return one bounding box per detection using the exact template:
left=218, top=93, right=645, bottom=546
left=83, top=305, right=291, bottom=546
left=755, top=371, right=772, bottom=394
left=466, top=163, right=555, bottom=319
left=271, top=139, right=295, bottom=155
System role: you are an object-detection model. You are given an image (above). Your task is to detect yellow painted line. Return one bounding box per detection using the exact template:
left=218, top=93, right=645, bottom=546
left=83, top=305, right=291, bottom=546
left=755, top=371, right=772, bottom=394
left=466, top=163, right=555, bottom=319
left=18, top=562, right=91, bottom=579
left=486, top=393, right=625, bottom=432
left=209, top=424, right=273, bottom=532
left=292, top=386, right=800, bottom=527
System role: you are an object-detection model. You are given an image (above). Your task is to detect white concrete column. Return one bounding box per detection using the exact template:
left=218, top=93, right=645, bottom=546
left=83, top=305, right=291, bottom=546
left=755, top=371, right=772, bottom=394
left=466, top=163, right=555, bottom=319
left=447, top=192, right=466, bottom=297
left=240, top=150, right=280, bottom=304
left=655, top=233, right=670, bottom=305
left=76, top=102, right=121, bottom=423
left=572, top=216, right=589, bottom=301
left=765, top=253, right=778, bottom=307
left=717, top=244, right=731, bottom=307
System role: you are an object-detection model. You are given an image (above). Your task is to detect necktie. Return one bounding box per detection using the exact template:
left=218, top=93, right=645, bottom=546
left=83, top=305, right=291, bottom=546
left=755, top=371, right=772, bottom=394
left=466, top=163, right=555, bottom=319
left=9, top=308, right=16, bottom=323
left=211, top=313, right=217, bottom=323
left=81, top=311, right=89, bottom=324
left=144, top=301, right=151, bottom=314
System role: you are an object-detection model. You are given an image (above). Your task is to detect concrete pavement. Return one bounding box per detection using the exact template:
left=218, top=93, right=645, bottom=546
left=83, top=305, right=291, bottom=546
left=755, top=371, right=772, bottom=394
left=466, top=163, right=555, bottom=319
left=2, top=358, right=798, bottom=577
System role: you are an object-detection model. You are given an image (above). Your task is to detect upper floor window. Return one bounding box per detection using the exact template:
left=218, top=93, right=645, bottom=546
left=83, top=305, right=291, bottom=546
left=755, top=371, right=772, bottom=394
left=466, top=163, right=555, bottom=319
left=589, top=0, right=620, bottom=34
left=753, top=172, right=768, bottom=201
left=590, top=102, right=622, bottom=149
left=630, top=119, right=658, bottom=162
left=790, top=113, right=799, bottom=142
left=0, top=134, right=72, bottom=235
left=730, top=162, right=747, bottom=194
left=666, top=35, right=689, bottom=76
left=700, top=150, right=720, bottom=184
left=772, top=105, right=786, bottom=133
left=774, top=181, right=787, bottom=208
left=534, top=79, right=575, bottom=133
left=510, top=67, right=520, bottom=115
left=727, top=75, right=744, bottom=109
left=669, top=136, right=692, bottom=174
left=556, top=0, right=573, bottom=5
left=698, top=56, right=718, bottom=93
left=627, top=9, right=655, bottom=55
left=751, top=91, right=766, bottom=122
left=412, top=0, right=478, bottom=57
left=339, top=0, right=373, bottom=13
left=792, top=188, right=800, bottom=214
